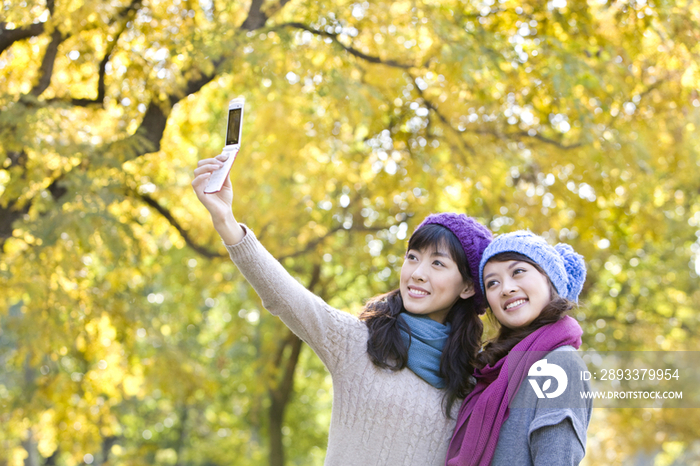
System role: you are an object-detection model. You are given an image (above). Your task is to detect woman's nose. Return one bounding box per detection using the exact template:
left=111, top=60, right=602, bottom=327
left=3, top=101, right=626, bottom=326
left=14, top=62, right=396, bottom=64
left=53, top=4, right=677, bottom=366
left=501, top=278, right=517, bottom=295
left=411, top=264, right=427, bottom=281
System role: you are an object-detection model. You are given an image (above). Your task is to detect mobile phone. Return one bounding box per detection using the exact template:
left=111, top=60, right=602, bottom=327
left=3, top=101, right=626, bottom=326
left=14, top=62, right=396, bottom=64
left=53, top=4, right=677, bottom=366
left=204, top=97, right=245, bottom=194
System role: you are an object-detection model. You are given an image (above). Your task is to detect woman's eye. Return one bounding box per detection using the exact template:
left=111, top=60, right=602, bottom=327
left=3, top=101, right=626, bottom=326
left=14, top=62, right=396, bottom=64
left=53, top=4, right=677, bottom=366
left=486, top=280, right=498, bottom=289
left=513, top=268, right=526, bottom=275
left=433, top=260, right=444, bottom=267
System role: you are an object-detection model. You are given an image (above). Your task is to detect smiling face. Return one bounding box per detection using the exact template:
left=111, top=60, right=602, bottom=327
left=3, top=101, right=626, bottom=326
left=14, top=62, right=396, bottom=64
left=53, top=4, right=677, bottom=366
left=482, top=259, right=553, bottom=329
left=399, top=243, right=475, bottom=324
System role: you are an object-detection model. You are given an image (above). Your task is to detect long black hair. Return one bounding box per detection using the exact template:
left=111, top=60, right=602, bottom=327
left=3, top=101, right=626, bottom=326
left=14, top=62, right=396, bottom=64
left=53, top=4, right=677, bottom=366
left=476, top=251, right=577, bottom=369
left=359, top=224, right=485, bottom=418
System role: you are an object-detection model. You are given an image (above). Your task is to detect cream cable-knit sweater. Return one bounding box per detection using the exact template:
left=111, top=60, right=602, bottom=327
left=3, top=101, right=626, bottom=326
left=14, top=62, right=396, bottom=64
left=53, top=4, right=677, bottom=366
left=225, top=227, right=457, bottom=466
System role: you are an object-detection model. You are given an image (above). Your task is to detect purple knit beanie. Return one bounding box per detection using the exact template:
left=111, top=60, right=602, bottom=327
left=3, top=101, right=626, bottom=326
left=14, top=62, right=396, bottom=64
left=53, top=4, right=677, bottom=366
left=415, top=213, right=493, bottom=309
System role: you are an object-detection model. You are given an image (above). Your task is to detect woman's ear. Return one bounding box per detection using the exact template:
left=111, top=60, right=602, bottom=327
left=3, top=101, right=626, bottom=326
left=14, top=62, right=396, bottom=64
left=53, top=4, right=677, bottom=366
left=460, top=282, right=476, bottom=300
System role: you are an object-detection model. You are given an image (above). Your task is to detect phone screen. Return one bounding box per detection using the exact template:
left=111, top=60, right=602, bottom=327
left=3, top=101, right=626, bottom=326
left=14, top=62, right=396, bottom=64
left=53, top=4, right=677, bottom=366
left=226, top=108, right=242, bottom=145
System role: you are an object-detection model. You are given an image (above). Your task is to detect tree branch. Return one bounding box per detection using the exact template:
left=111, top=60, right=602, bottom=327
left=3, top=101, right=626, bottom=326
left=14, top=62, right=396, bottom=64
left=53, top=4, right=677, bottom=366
left=0, top=22, right=45, bottom=55
left=277, top=225, right=344, bottom=261
left=474, top=128, right=584, bottom=150
left=0, top=198, right=30, bottom=252
left=280, top=22, right=413, bottom=69
left=415, top=85, right=476, bottom=165
left=240, top=0, right=268, bottom=31
left=70, top=0, right=142, bottom=107
left=0, top=167, right=65, bottom=250
left=136, top=192, right=226, bottom=259
left=0, top=0, right=290, bottom=255
left=277, top=222, right=389, bottom=262
left=30, top=28, right=68, bottom=97
left=239, top=0, right=293, bottom=30
left=0, top=0, right=53, bottom=54
left=136, top=186, right=391, bottom=268
left=0, top=54, right=239, bottom=256
left=413, top=73, right=586, bottom=153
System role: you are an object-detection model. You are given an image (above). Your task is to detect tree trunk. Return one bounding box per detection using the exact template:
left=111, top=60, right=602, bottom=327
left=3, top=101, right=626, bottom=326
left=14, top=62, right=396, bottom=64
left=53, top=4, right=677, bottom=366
left=21, top=431, right=38, bottom=466
left=267, top=334, right=303, bottom=466
left=174, top=405, right=189, bottom=466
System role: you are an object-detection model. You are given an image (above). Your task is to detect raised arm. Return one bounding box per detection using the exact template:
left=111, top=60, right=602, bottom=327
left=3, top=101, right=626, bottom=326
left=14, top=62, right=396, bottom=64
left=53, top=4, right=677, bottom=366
left=191, top=154, right=364, bottom=372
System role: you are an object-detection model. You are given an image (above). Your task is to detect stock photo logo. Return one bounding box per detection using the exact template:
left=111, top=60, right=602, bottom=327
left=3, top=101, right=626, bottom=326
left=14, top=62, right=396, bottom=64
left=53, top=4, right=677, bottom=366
left=528, top=359, right=568, bottom=399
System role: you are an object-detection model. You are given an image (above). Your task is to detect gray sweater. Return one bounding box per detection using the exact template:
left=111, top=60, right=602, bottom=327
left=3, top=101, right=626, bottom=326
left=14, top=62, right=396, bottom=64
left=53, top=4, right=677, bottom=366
left=225, top=227, right=458, bottom=466
left=491, top=346, right=593, bottom=466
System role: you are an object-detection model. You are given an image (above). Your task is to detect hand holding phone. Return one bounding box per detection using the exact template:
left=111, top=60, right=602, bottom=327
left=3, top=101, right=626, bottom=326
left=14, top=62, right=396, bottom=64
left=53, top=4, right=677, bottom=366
left=192, top=152, right=245, bottom=244
left=204, top=149, right=238, bottom=194
left=204, top=97, right=245, bottom=194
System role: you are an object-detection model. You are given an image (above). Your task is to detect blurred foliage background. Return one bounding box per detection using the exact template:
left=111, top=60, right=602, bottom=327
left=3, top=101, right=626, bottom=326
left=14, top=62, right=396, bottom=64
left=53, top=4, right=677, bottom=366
left=1, top=0, right=699, bottom=464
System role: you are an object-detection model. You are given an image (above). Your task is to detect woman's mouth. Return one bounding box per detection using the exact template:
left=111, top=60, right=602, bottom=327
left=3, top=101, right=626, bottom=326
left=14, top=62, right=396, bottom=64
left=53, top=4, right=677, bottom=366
left=504, top=298, right=527, bottom=311
left=408, top=286, right=430, bottom=298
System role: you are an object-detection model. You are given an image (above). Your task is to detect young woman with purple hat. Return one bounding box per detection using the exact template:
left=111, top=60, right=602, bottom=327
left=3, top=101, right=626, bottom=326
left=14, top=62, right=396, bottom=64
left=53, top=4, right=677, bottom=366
left=193, top=155, right=493, bottom=465
left=446, top=231, right=593, bottom=466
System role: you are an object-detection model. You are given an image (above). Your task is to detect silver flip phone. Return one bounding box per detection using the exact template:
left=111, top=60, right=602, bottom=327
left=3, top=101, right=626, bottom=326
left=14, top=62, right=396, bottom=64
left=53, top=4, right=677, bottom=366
left=204, top=97, right=245, bottom=193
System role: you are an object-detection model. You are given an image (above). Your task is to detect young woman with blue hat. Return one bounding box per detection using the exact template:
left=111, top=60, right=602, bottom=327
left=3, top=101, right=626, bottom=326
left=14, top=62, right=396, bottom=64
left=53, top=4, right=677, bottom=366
left=446, top=231, right=593, bottom=466
left=193, top=155, right=492, bottom=465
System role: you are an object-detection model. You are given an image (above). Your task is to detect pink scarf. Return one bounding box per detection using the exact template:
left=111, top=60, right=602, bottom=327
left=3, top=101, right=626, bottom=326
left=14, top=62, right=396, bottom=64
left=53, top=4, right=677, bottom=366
left=446, top=316, right=583, bottom=466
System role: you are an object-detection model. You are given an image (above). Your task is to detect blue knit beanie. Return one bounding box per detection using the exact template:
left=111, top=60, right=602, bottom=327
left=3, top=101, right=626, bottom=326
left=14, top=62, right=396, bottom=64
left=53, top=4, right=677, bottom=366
left=478, top=230, right=586, bottom=303
left=416, top=213, right=493, bottom=309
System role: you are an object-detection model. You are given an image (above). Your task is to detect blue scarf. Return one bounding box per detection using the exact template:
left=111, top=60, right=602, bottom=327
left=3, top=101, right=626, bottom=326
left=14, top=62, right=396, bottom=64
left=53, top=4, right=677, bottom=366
left=399, top=312, right=452, bottom=389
